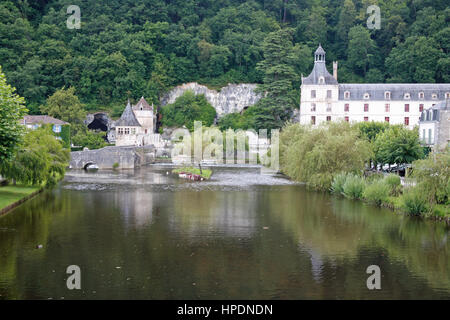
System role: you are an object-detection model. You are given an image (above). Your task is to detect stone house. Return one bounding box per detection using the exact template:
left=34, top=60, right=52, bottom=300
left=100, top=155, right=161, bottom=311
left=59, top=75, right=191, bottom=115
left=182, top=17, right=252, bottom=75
left=115, top=97, right=161, bottom=147
left=419, top=99, right=450, bottom=151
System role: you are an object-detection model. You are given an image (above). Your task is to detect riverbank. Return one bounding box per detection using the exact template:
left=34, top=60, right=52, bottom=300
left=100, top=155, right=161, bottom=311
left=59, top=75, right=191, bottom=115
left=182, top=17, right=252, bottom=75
left=0, top=185, right=42, bottom=215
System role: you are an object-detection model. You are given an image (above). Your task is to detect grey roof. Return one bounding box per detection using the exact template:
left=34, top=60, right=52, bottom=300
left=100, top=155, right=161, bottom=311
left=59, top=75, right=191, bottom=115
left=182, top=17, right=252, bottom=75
left=338, top=84, right=450, bottom=101
left=115, top=101, right=141, bottom=127
left=22, top=115, right=68, bottom=125
left=315, top=44, right=325, bottom=55
left=427, top=99, right=450, bottom=110
left=302, top=44, right=337, bottom=85
left=302, top=63, right=338, bottom=85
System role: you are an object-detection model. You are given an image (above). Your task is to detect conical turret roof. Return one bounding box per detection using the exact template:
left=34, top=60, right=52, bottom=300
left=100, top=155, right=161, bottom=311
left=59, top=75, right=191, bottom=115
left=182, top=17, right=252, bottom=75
left=115, top=100, right=141, bottom=127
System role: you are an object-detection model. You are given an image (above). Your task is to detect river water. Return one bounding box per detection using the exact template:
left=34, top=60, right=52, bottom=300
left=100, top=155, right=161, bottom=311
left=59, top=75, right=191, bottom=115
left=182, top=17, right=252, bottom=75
left=0, top=166, right=449, bottom=299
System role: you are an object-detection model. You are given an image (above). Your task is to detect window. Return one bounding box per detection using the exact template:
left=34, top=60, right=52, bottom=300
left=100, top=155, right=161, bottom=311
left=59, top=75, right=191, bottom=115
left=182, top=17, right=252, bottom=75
left=422, top=129, right=426, bottom=143
left=319, top=77, right=325, bottom=84
left=419, top=92, right=424, bottom=99
left=364, top=104, right=369, bottom=112
left=364, top=117, right=369, bottom=122
left=311, top=90, right=316, bottom=98
left=344, top=91, right=350, bottom=99
left=326, top=116, right=331, bottom=121
left=446, top=92, right=450, bottom=99
left=419, top=104, right=424, bottom=112
left=125, top=128, right=130, bottom=135
left=345, top=116, right=349, bottom=122
left=52, top=125, right=61, bottom=133
left=404, top=117, right=409, bottom=126
left=131, top=128, right=136, bottom=135
left=118, top=128, right=124, bottom=135
left=344, top=103, right=349, bottom=112
left=428, top=129, right=432, bottom=144
left=405, top=104, right=410, bottom=112
left=432, top=93, right=437, bottom=100
left=311, top=103, right=316, bottom=112
left=385, top=117, right=390, bottom=123
left=385, top=104, right=390, bottom=112
left=327, top=103, right=332, bottom=112
left=404, top=93, right=410, bottom=99
left=311, top=116, right=316, bottom=125
left=385, top=92, right=391, bottom=100
left=364, top=93, right=370, bottom=100
left=327, top=90, right=332, bottom=99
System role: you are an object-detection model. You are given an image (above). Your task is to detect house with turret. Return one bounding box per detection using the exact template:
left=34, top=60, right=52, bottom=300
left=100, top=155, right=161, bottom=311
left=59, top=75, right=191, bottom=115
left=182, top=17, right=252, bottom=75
left=115, top=97, right=160, bottom=147
left=300, top=45, right=450, bottom=128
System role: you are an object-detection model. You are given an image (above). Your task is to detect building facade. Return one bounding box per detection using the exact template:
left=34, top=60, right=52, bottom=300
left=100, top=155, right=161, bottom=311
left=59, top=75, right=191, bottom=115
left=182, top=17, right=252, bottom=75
left=115, top=97, right=160, bottom=147
left=300, top=45, right=450, bottom=128
left=419, top=100, right=450, bottom=150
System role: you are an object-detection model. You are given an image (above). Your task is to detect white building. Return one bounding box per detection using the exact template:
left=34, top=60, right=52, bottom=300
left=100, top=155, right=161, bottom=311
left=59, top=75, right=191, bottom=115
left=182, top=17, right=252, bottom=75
left=300, top=45, right=450, bottom=128
left=115, top=97, right=160, bottom=147
left=419, top=100, right=450, bottom=150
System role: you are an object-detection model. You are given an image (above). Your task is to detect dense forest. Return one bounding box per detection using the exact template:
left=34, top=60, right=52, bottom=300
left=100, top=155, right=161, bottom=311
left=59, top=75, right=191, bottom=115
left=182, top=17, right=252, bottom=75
left=0, top=0, right=449, bottom=115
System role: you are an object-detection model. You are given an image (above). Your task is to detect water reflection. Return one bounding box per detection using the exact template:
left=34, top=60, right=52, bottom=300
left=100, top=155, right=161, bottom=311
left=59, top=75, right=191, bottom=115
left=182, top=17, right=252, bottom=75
left=0, top=166, right=448, bottom=299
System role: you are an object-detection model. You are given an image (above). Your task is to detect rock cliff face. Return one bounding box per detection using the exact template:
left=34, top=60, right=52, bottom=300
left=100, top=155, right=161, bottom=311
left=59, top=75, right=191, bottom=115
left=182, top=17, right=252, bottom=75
left=161, top=82, right=262, bottom=117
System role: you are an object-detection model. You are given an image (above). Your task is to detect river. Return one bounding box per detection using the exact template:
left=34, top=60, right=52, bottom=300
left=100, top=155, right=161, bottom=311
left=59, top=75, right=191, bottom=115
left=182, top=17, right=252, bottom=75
left=0, top=166, right=449, bottom=299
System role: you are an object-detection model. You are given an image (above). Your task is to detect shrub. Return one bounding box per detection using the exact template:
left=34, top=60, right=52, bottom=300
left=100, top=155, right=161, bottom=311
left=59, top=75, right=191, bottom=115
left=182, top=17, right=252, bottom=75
left=342, top=174, right=366, bottom=200
left=412, top=150, right=450, bottom=206
left=331, top=172, right=348, bottom=194
left=365, top=172, right=384, bottom=183
left=384, top=174, right=402, bottom=196
left=363, top=180, right=390, bottom=206
left=113, top=162, right=119, bottom=169
left=402, top=188, right=428, bottom=215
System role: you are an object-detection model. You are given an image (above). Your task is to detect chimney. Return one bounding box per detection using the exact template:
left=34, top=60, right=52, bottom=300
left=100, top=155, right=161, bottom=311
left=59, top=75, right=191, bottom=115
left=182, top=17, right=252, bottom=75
left=333, top=61, right=338, bottom=81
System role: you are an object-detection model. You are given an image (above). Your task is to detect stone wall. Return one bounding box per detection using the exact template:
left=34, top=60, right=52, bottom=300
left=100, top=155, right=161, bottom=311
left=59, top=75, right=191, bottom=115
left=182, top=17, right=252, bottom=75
left=70, top=145, right=157, bottom=169
left=161, top=82, right=262, bottom=117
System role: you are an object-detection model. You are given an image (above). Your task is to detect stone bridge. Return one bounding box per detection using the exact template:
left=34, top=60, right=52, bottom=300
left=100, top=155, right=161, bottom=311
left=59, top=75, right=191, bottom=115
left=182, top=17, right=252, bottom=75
left=70, top=145, right=158, bottom=170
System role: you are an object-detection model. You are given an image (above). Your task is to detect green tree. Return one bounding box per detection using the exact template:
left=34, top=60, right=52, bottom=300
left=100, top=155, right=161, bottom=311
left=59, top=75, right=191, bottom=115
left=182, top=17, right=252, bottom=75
left=40, top=87, right=85, bottom=123
left=0, top=66, right=27, bottom=162
left=385, top=36, right=444, bottom=83
left=71, top=129, right=107, bottom=150
left=373, top=126, right=424, bottom=167
left=40, top=87, right=86, bottom=135
left=0, top=126, right=70, bottom=186
left=280, top=121, right=372, bottom=190
left=160, top=91, right=216, bottom=130
left=347, top=25, right=376, bottom=76
left=337, top=0, right=356, bottom=44
left=254, top=28, right=297, bottom=131
left=411, top=150, right=450, bottom=206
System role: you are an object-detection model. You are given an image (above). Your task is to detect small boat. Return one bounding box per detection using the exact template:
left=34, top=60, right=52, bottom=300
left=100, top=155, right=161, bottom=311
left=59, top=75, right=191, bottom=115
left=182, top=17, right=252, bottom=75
left=85, top=163, right=99, bottom=171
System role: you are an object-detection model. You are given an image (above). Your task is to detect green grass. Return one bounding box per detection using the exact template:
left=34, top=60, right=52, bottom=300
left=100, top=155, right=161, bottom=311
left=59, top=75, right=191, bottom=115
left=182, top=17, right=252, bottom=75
left=0, top=185, right=40, bottom=211
left=172, top=167, right=212, bottom=179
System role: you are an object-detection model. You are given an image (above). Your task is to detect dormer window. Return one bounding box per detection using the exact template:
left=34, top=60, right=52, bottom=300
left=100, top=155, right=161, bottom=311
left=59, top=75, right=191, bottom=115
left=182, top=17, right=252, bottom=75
left=318, top=76, right=325, bottom=84
left=364, top=93, right=370, bottom=100
left=404, top=93, right=410, bottom=99
left=344, top=91, right=350, bottom=99
left=446, top=92, right=450, bottom=99
left=385, top=92, right=391, bottom=100
left=419, top=92, right=424, bottom=99
left=432, top=93, right=437, bottom=99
